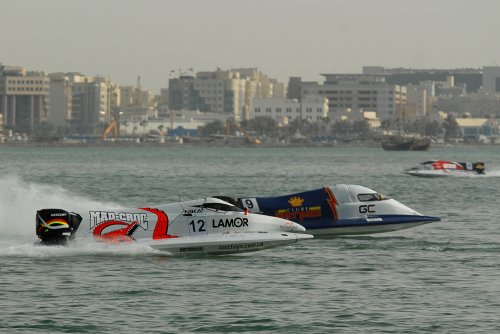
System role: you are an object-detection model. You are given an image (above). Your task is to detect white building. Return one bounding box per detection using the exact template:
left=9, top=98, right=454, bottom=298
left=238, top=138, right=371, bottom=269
left=302, top=74, right=406, bottom=121
left=251, top=97, right=328, bottom=125
left=405, top=85, right=427, bottom=118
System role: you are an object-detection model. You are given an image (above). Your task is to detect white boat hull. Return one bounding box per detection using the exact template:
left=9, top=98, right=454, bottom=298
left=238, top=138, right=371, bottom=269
left=309, top=221, right=433, bottom=236
left=146, top=233, right=313, bottom=255
left=406, top=170, right=483, bottom=177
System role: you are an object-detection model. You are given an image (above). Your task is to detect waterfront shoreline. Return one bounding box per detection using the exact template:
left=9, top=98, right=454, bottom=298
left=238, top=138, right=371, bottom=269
left=1, top=140, right=498, bottom=149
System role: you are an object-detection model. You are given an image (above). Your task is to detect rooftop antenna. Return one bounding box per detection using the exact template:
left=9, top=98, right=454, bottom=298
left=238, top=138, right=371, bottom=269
left=136, top=75, right=142, bottom=89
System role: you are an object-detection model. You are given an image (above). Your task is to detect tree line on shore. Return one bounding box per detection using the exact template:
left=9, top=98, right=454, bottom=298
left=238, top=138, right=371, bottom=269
left=199, top=116, right=462, bottom=142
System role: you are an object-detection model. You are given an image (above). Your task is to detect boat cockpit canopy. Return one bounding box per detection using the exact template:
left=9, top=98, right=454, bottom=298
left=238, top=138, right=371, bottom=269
left=194, top=201, right=244, bottom=212
left=357, top=193, right=390, bottom=202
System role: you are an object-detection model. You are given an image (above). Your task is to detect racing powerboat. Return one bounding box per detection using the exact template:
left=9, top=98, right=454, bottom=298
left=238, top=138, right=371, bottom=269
left=218, top=185, right=440, bottom=236
left=35, top=197, right=312, bottom=255
left=406, top=160, right=485, bottom=177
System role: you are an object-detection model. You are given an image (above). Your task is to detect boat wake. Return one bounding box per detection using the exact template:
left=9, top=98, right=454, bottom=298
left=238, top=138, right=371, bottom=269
left=0, top=239, right=161, bottom=258
left=406, top=169, right=500, bottom=177
left=0, top=175, right=149, bottom=257
left=461, top=169, right=500, bottom=177
left=483, top=169, right=500, bottom=177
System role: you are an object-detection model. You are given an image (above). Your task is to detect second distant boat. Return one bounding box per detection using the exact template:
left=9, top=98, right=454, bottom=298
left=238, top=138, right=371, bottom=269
left=406, top=160, right=486, bottom=177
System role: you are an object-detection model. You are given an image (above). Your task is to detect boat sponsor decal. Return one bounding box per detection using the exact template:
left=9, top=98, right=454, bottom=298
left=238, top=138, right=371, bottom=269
left=325, top=186, right=339, bottom=221
left=89, top=211, right=148, bottom=230
left=140, top=208, right=177, bottom=240
left=288, top=196, right=304, bottom=207
left=37, top=218, right=70, bottom=234
left=179, top=246, right=204, bottom=253
left=93, top=220, right=139, bottom=243
left=218, top=242, right=264, bottom=251
left=183, top=208, right=203, bottom=215
left=212, top=217, right=249, bottom=228
left=365, top=217, right=383, bottom=222
left=50, top=213, right=67, bottom=217
left=432, top=160, right=464, bottom=171
left=240, top=198, right=260, bottom=212
left=359, top=204, right=376, bottom=213
left=45, top=218, right=69, bottom=227
left=279, top=221, right=298, bottom=232
left=275, top=196, right=322, bottom=222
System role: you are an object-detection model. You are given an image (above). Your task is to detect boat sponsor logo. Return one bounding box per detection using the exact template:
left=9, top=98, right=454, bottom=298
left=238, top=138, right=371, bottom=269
left=179, top=246, right=204, bottom=253
left=89, top=211, right=148, bottom=230
left=359, top=205, right=376, bottom=214
left=212, top=217, right=249, bottom=228
left=184, top=208, right=203, bottom=215
left=288, top=196, right=304, bottom=207
left=280, top=221, right=298, bottom=232
left=275, top=196, right=322, bottom=222
left=92, top=220, right=139, bottom=243
left=365, top=217, right=383, bottom=222
left=218, top=242, right=264, bottom=251
left=50, top=213, right=67, bottom=217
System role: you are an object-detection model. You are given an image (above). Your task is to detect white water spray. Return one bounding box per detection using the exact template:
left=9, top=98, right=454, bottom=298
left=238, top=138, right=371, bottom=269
left=0, top=176, right=160, bottom=257
left=0, top=175, right=119, bottom=238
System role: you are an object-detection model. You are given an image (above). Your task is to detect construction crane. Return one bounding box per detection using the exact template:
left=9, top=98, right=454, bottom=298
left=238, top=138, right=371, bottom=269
left=103, top=118, right=118, bottom=140
left=225, top=119, right=261, bottom=145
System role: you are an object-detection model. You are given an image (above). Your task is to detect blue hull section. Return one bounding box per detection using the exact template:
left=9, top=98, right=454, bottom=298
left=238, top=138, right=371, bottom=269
left=241, top=187, right=440, bottom=234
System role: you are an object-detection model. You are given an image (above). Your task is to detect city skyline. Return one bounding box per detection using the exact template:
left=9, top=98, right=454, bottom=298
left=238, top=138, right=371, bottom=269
left=1, top=0, right=500, bottom=92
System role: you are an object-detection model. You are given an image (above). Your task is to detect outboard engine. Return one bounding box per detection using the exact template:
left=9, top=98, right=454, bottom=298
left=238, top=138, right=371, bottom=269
left=473, top=162, right=485, bottom=174
left=36, top=209, right=82, bottom=245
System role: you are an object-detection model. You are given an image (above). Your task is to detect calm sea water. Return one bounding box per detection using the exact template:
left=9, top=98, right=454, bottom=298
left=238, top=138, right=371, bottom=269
left=1, top=145, right=500, bottom=333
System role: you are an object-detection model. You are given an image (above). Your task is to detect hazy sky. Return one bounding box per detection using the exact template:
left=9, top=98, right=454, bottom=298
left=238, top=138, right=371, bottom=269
left=1, top=0, right=499, bottom=93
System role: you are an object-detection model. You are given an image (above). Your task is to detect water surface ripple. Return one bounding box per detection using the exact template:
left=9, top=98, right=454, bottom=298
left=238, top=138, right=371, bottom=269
left=1, top=146, right=499, bottom=333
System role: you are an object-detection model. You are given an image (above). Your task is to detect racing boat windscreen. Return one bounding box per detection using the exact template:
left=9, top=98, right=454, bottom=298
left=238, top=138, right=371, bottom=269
left=357, top=193, right=390, bottom=201
left=194, top=201, right=244, bottom=212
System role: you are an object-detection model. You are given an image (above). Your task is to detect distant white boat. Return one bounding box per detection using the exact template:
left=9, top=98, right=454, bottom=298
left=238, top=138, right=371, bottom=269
left=406, top=160, right=486, bottom=177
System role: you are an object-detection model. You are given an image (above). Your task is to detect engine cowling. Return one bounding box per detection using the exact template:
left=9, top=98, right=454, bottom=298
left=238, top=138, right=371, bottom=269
left=36, top=209, right=82, bottom=245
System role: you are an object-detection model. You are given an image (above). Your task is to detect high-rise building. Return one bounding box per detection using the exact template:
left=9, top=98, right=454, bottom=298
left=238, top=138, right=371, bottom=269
left=0, top=64, right=49, bottom=134
left=168, top=75, right=208, bottom=112
left=48, top=73, right=72, bottom=128
left=482, top=66, right=500, bottom=94
left=65, top=73, right=120, bottom=135
left=46, top=73, right=121, bottom=135
left=287, top=77, right=302, bottom=100
left=405, top=85, right=427, bottom=118
left=168, top=68, right=285, bottom=121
